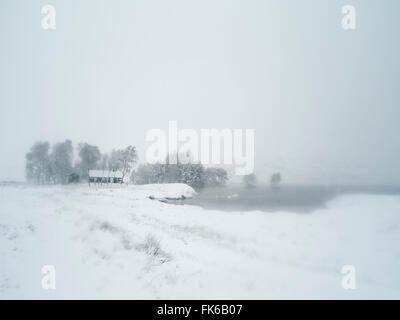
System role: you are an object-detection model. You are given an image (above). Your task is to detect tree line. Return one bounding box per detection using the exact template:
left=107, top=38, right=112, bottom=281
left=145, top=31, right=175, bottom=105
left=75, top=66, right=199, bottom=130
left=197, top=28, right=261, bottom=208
left=25, top=140, right=137, bottom=185
left=133, top=161, right=228, bottom=189
left=25, top=140, right=228, bottom=189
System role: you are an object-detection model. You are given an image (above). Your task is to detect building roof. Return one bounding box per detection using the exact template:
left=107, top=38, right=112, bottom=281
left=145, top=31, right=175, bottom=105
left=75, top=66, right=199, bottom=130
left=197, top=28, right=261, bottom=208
left=89, top=170, right=123, bottom=178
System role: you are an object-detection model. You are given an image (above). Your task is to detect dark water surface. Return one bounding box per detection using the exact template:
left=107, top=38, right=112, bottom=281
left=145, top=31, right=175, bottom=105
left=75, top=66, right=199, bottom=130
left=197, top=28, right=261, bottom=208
left=179, top=185, right=400, bottom=213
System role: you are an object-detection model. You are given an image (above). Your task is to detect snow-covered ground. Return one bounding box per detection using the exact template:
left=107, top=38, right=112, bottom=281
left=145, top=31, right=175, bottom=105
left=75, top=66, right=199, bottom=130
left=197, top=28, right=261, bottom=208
left=0, top=183, right=399, bottom=299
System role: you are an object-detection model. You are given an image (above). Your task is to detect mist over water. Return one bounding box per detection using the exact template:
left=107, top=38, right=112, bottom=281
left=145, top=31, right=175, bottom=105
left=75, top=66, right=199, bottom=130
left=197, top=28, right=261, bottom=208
left=182, top=185, right=400, bottom=213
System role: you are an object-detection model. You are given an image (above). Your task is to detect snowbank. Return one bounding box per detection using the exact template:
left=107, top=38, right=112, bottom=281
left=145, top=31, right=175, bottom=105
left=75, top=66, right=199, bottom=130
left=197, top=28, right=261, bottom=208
left=135, top=183, right=196, bottom=199
left=0, top=184, right=399, bottom=299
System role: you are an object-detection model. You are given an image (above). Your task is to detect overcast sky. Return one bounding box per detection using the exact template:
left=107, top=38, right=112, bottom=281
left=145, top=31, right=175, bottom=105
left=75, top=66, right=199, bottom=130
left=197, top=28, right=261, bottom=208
left=1, top=0, right=399, bottom=184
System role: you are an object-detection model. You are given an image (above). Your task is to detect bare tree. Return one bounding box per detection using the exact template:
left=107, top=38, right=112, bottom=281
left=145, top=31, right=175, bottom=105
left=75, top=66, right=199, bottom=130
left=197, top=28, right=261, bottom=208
left=204, top=168, right=228, bottom=187
left=109, top=146, right=138, bottom=181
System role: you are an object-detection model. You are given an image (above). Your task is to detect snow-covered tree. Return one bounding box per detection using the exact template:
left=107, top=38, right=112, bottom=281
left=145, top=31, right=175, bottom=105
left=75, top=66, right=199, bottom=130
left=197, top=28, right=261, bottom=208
left=77, top=143, right=101, bottom=179
left=179, top=163, right=205, bottom=189
left=25, top=141, right=51, bottom=184
left=204, top=167, right=228, bottom=187
left=50, top=140, right=74, bottom=184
